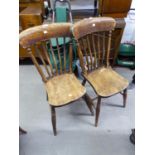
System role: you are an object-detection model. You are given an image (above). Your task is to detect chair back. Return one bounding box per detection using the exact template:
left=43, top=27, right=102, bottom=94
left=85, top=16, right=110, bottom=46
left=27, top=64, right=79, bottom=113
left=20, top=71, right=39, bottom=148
left=72, top=17, right=116, bottom=75
left=19, top=23, right=74, bottom=82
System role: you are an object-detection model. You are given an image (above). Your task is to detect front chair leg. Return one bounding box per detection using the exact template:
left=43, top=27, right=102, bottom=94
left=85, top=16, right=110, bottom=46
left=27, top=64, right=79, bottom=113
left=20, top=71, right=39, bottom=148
left=82, top=78, right=86, bottom=86
left=50, top=106, right=57, bottom=136
left=95, top=97, right=101, bottom=127
left=123, top=89, right=127, bottom=107
left=82, top=93, right=94, bottom=116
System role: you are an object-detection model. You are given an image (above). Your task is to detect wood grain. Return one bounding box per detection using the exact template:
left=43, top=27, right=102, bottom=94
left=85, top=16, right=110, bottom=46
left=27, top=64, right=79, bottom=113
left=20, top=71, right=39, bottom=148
left=45, top=73, right=86, bottom=106
left=98, top=0, right=132, bottom=18
left=72, top=17, right=116, bottom=40
left=19, top=23, right=73, bottom=48
left=84, top=67, right=129, bottom=97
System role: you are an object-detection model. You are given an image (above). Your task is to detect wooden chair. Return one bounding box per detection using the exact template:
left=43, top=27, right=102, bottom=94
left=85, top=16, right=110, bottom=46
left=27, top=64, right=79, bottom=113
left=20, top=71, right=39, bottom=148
left=72, top=17, right=129, bottom=127
left=19, top=23, right=94, bottom=136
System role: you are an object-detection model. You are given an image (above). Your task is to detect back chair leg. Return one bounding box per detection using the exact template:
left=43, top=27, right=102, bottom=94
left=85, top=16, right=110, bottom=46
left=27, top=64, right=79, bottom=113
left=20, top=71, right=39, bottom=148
left=50, top=106, right=57, bottom=136
left=123, top=89, right=127, bottom=107
left=82, top=79, right=86, bottom=86
left=83, top=93, right=94, bottom=116
left=95, top=97, right=101, bottom=127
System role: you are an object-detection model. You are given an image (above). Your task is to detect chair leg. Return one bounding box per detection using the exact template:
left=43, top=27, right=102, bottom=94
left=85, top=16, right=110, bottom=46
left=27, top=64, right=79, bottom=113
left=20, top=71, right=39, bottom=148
left=95, top=97, right=101, bottom=127
left=82, top=79, right=86, bottom=86
left=50, top=106, right=57, bottom=136
left=46, top=92, right=48, bottom=101
left=82, top=93, right=94, bottom=116
left=123, top=89, right=127, bottom=107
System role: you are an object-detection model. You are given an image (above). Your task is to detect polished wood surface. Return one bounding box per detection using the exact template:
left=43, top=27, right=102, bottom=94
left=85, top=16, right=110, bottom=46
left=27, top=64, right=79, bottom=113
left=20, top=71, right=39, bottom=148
left=84, top=67, right=128, bottom=97
left=19, top=0, right=46, bottom=58
left=20, top=6, right=43, bottom=30
left=19, top=0, right=45, bottom=15
left=20, top=23, right=72, bottom=48
left=73, top=17, right=116, bottom=40
left=99, top=0, right=132, bottom=18
left=46, top=73, right=86, bottom=106
left=19, top=5, right=43, bottom=58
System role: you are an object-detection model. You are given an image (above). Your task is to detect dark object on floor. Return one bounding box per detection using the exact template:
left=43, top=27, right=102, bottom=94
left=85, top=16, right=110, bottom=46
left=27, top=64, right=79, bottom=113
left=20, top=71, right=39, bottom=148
left=130, top=129, right=135, bottom=144
left=132, top=74, right=135, bottom=84
left=128, top=82, right=135, bottom=90
left=128, top=74, right=135, bottom=90
left=116, top=43, right=135, bottom=68
left=19, top=127, right=27, bottom=134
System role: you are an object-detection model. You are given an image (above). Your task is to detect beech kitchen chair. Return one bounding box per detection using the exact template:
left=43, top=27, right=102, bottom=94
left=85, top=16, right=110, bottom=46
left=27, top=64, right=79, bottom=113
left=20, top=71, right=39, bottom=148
left=19, top=23, right=94, bottom=136
left=72, top=17, right=129, bottom=127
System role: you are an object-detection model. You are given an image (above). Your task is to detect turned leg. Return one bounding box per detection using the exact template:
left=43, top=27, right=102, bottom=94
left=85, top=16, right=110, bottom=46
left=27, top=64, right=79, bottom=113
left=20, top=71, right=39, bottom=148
left=46, top=92, right=48, bottom=101
left=82, top=79, right=86, bottom=86
left=19, top=127, right=27, bottom=134
left=83, top=93, right=94, bottom=116
left=95, top=97, right=101, bottom=127
left=50, top=106, right=57, bottom=136
left=123, top=89, right=127, bottom=107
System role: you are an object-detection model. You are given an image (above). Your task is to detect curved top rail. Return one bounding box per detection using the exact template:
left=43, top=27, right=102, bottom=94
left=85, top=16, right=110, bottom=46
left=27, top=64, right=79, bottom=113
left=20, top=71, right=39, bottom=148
left=19, top=23, right=73, bottom=48
left=72, top=17, right=116, bottom=39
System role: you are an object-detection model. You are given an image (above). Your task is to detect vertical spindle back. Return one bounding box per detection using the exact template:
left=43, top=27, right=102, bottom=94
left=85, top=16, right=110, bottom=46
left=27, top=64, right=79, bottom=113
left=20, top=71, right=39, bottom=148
left=19, top=23, right=73, bottom=82
left=72, top=17, right=116, bottom=75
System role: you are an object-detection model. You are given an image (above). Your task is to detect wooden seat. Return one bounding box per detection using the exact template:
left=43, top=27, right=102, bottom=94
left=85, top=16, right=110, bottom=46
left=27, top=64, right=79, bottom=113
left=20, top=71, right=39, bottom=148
left=85, top=67, right=128, bottom=97
left=45, top=73, right=86, bottom=106
left=19, top=23, right=94, bottom=136
left=72, top=17, right=129, bottom=127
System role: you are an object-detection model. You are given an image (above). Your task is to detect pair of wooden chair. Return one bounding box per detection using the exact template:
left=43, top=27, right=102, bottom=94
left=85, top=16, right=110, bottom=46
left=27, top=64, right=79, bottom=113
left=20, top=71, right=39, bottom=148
left=19, top=17, right=129, bottom=136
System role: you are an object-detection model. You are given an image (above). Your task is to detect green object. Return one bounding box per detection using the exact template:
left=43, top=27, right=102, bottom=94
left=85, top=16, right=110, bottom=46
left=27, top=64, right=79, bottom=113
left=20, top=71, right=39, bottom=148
left=51, top=37, right=70, bottom=47
left=117, top=59, right=134, bottom=67
left=119, top=43, right=135, bottom=56
left=48, top=1, right=77, bottom=72
left=116, top=43, right=135, bottom=68
left=55, top=7, right=67, bottom=22
left=46, top=39, right=77, bottom=72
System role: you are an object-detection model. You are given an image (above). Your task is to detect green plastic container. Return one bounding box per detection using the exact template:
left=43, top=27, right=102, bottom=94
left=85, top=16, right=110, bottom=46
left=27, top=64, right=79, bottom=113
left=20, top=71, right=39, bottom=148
left=117, top=43, right=135, bottom=68
left=119, top=43, right=135, bottom=56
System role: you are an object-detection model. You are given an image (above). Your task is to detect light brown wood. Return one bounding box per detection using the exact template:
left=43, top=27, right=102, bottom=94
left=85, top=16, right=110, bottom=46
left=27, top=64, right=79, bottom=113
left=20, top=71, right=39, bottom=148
left=19, top=6, right=43, bottom=30
left=19, top=0, right=46, bottom=16
left=27, top=47, right=47, bottom=82
left=45, top=73, right=86, bottom=106
left=63, top=37, right=67, bottom=72
left=106, top=31, right=112, bottom=67
left=72, top=17, right=116, bottom=40
left=19, top=23, right=73, bottom=48
left=41, top=42, right=54, bottom=75
left=98, top=0, right=132, bottom=18
left=69, top=43, right=73, bottom=73
left=84, top=67, right=128, bottom=97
